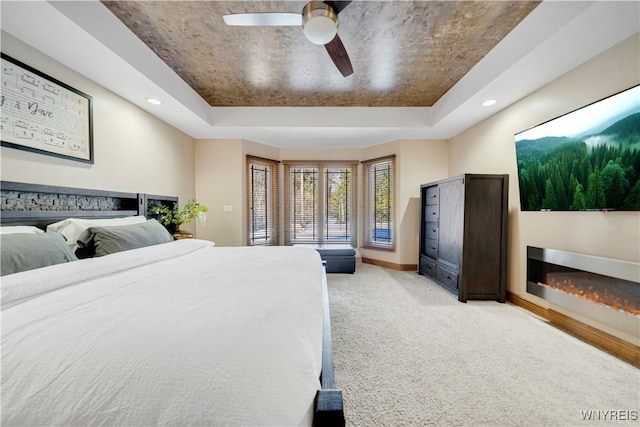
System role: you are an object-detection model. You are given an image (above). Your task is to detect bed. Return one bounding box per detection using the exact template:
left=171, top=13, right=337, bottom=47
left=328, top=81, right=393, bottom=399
left=0, top=181, right=344, bottom=426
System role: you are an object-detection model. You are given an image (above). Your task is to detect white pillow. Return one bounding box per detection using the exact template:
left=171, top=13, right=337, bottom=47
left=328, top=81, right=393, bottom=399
left=46, top=216, right=147, bottom=249
left=0, top=226, right=45, bottom=234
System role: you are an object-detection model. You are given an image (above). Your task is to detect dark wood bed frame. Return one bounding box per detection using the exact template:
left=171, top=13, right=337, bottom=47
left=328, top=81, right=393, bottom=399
left=0, top=180, right=345, bottom=426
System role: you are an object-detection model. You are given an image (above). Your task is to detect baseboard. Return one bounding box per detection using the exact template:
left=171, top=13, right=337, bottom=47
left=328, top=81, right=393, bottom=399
left=507, top=292, right=548, bottom=319
left=361, top=257, right=417, bottom=271
left=507, top=291, right=639, bottom=368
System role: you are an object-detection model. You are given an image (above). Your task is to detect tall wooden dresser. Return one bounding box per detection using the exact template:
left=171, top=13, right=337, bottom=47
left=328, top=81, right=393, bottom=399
left=419, top=174, right=509, bottom=302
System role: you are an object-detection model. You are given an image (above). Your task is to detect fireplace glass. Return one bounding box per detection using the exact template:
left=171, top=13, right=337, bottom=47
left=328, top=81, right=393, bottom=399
left=526, top=246, right=639, bottom=338
left=528, top=260, right=639, bottom=315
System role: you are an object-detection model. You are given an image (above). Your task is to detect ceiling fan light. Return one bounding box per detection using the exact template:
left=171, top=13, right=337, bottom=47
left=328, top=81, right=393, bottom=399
left=303, top=15, right=337, bottom=45
left=302, top=1, right=338, bottom=45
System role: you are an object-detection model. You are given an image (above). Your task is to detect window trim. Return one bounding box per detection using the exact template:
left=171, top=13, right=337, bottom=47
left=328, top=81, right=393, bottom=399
left=361, top=155, right=396, bottom=251
left=283, top=160, right=358, bottom=247
left=246, top=155, right=280, bottom=246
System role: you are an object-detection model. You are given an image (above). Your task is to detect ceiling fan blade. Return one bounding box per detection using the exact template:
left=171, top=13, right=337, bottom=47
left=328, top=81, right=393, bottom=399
left=323, top=1, right=352, bottom=14
left=324, top=34, right=353, bottom=77
left=223, top=13, right=301, bottom=27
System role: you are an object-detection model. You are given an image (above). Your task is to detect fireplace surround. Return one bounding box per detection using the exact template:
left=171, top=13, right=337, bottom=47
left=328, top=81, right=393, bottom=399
left=527, top=246, right=639, bottom=339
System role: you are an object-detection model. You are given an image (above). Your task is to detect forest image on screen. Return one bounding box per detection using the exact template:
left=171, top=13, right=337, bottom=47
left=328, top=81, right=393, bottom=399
left=515, top=85, right=640, bottom=211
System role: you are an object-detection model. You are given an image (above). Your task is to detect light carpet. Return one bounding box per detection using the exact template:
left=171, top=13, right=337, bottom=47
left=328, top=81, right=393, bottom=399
left=326, top=262, right=639, bottom=427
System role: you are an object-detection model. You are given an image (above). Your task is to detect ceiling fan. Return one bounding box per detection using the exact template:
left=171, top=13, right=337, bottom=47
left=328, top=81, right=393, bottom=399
left=223, top=1, right=354, bottom=77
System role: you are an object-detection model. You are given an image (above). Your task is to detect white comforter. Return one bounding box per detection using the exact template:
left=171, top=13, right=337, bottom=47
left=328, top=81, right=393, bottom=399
left=1, top=240, right=324, bottom=426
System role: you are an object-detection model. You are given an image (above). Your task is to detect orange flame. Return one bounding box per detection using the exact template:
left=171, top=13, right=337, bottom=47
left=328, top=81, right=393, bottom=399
left=541, top=277, right=639, bottom=316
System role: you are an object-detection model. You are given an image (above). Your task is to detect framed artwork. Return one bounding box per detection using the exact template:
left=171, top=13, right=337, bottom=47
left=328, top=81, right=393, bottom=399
left=1, top=53, right=93, bottom=163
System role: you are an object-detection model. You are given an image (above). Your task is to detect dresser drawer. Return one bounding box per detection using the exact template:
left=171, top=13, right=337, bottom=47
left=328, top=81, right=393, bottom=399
left=425, top=204, right=439, bottom=221
left=425, top=238, right=438, bottom=258
left=425, top=186, right=439, bottom=205
left=425, top=223, right=438, bottom=240
left=419, top=256, right=436, bottom=277
left=436, top=265, right=459, bottom=290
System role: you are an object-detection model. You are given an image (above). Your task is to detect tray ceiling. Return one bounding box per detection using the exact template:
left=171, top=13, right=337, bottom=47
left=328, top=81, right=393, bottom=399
left=4, top=1, right=637, bottom=148
left=101, top=1, right=540, bottom=107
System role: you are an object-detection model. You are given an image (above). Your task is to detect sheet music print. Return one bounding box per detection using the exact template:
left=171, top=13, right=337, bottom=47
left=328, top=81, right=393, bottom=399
left=1, top=57, right=90, bottom=160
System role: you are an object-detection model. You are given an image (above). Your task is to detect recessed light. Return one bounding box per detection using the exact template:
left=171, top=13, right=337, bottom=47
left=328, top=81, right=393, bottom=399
left=146, top=98, right=162, bottom=105
left=482, top=99, right=497, bottom=107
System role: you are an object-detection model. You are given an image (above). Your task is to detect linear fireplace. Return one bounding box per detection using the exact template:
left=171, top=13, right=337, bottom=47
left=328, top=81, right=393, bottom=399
left=527, top=247, right=640, bottom=338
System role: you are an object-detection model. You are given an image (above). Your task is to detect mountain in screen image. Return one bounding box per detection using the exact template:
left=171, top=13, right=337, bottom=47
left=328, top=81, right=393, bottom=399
left=516, top=111, right=640, bottom=211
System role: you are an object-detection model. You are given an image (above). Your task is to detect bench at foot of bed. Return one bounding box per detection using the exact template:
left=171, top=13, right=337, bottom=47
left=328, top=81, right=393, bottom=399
left=297, top=244, right=356, bottom=274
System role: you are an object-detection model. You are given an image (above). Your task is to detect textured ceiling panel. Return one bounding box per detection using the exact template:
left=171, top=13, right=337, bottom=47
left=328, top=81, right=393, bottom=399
left=102, top=1, right=540, bottom=107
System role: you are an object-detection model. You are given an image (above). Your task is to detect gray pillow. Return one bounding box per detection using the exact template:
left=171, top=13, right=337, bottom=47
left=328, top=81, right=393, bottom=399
left=1, top=232, right=78, bottom=276
left=88, top=219, right=173, bottom=257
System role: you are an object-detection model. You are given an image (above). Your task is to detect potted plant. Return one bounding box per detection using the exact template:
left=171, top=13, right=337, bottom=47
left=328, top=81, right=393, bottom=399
left=149, top=199, right=208, bottom=238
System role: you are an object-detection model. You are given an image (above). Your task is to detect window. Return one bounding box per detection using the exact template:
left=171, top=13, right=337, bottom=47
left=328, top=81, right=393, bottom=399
left=288, top=166, right=318, bottom=242
left=362, top=155, right=395, bottom=250
left=284, top=162, right=356, bottom=246
left=324, top=167, right=352, bottom=241
left=246, top=155, right=280, bottom=245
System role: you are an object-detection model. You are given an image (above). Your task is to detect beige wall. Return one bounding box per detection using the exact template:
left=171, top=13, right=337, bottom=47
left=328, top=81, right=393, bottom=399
left=397, top=139, right=449, bottom=263
left=1, top=32, right=196, bottom=224
left=448, top=33, right=640, bottom=344
left=194, top=139, right=243, bottom=246
left=358, top=139, right=449, bottom=265
left=194, top=138, right=449, bottom=267
left=194, top=139, right=282, bottom=246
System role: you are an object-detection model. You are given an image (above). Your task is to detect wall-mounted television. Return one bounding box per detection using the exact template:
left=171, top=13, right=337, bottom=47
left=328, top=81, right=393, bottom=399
left=515, top=85, right=640, bottom=211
